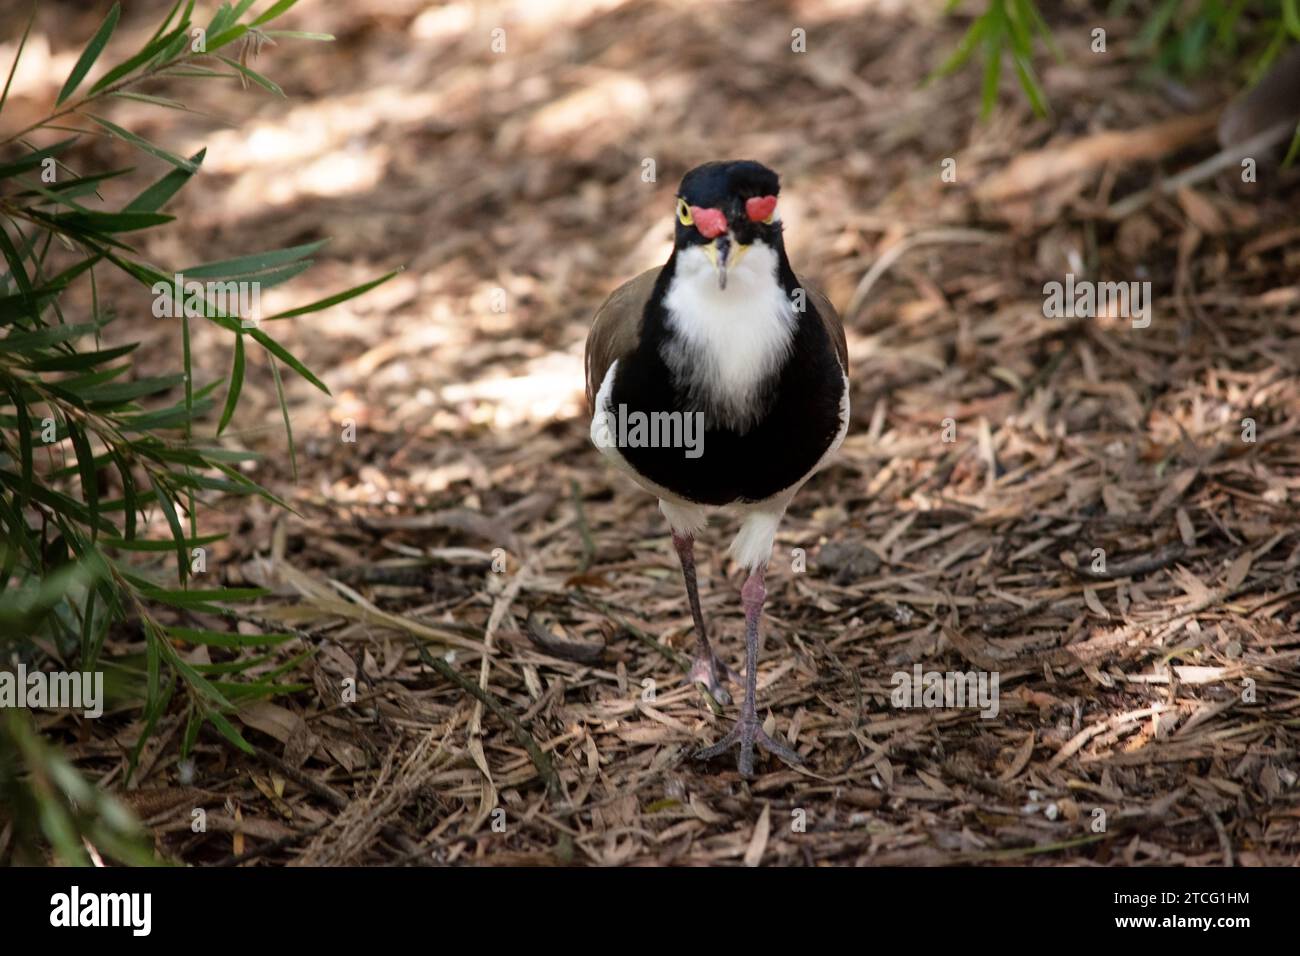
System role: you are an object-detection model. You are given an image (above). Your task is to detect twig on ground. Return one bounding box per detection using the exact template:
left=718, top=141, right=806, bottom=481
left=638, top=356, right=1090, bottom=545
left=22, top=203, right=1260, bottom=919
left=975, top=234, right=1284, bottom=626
left=411, top=638, right=562, bottom=798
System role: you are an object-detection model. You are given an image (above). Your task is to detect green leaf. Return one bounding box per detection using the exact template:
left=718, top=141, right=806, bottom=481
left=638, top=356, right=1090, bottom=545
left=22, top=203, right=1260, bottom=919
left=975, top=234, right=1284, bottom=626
left=931, top=14, right=987, bottom=81
left=166, top=625, right=296, bottom=648
left=248, top=326, right=329, bottom=393
left=206, top=1, right=237, bottom=38
left=14, top=168, right=131, bottom=203
left=89, top=24, right=188, bottom=94
left=159, top=67, right=231, bottom=78
left=217, top=332, right=245, bottom=434
left=234, top=258, right=312, bottom=290
left=186, top=446, right=261, bottom=463
left=193, top=652, right=277, bottom=675
left=0, top=255, right=97, bottom=326
left=1017, top=0, right=1061, bottom=62
left=26, top=209, right=138, bottom=253
left=29, top=342, right=137, bottom=372
left=148, top=0, right=188, bottom=44
left=204, top=709, right=254, bottom=754
left=150, top=23, right=195, bottom=70
left=262, top=31, right=334, bottom=41
left=125, top=149, right=205, bottom=211
left=182, top=311, right=194, bottom=440
left=1004, top=0, right=1034, bottom=56
left=0, top=473, right=118, bottom=538
left=204, top=24, right=250, bottom=55
left=9, top=176, right=95, bottom=215
left=262, top=268, right=400, bottom=320
left=0, top=7, right=34, bottom=117
left=147, top=473, right=188, bottom=584
left=144, top=623, right=162, bottom=722
left=109, top=450, right=137, bottom=540
left=141, top=586, right=268, bottom=605
left=211, top=461, right=294, bottom=512
left=9, top=387, right=32, bottom=517
left=0, top=138, right=77, bottom=180
left=88, top=115, right=199, bottom=172
left=117, top=398, right=216, bottom=432
left=213, top=55, right=284, bottom=96
left=80, top=580, right=100, bottom=666
left=50, top=210, right=173, bottom=234
left=0, top=223, right=37, bottom=324
left=128, top=670, right=173, bottom=784
left=111, top=91, right=190, bottom=111
left=67, top=424, right=99, bottom=539
left=183, top=239, right=327, bottom=278
left=269, top=355, right=297, bottom=479
left=103, top=532, right=226, bottom=552
left=1284, top=121, right=1300, bottom=169
left=252, top=0, right=300, bottom=27
left=179, top=706, right=201, bottom=760
left=0, top=321, right=100, bottom=351
left=0, top=138, right=78, bottom=183
left=166, top=472, right=250, bottom=495
left=81, top=373, right=187, bottom=406
left=1285, top=0, right=1300, bottom=41
left=57, top=2, right=121, bottom=105
left=1011, top=52, right=1048, bottom=117
left=980, top=26, right=1004, bottom=118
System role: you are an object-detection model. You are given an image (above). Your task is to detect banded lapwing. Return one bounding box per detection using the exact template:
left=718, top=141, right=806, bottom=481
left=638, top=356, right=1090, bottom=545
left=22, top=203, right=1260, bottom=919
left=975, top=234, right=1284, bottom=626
left=585, top=160, right=849, bottom=777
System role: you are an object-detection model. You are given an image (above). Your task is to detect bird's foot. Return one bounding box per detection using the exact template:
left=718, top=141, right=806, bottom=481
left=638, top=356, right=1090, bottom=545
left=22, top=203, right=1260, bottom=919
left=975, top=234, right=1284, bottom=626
left=686, top=653, right=740, bottom=706
left=695, top=714, right=803, bottom=778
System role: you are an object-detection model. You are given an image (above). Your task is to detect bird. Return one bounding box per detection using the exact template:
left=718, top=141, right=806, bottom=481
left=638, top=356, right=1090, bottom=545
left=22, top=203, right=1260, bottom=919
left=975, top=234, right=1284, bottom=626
left=584, top=160, right=849, bottom=777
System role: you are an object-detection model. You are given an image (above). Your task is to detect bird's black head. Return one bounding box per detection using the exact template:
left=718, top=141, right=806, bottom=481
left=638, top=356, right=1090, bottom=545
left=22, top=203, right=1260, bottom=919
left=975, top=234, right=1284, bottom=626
left=670, top=161, right=784, bottom=290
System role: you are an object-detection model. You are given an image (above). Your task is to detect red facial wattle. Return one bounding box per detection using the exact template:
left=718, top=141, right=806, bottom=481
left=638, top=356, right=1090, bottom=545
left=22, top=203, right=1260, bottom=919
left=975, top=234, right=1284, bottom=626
left=689, top=206, right=728, bottom=239
left=746, top=195, right=777, bottom=222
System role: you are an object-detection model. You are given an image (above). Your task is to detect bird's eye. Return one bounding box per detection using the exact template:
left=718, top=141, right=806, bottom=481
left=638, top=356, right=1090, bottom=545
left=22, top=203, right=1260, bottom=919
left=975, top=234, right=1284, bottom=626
left=676, top=198, right=693, bottom=226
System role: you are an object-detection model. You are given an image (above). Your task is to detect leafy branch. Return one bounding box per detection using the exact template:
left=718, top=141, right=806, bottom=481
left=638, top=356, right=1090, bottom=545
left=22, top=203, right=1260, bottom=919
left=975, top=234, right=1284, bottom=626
left=0, top=0, right=398, bottom=862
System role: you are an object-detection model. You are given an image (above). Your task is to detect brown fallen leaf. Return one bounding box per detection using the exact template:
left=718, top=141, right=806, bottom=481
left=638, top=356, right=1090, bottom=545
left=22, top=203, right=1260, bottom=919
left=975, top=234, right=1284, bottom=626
left=997, top=731, right=1036, bottom=782
left=743, top=802, right=771, bottom=868
left=977, top=111, right=1218, bottom=228
left=1176, top=187, right=1226, bottom=236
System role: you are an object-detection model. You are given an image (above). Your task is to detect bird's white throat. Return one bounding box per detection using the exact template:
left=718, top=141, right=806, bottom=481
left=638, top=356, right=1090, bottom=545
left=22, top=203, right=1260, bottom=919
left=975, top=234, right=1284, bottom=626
left=660, top=240, right=796, bottom=433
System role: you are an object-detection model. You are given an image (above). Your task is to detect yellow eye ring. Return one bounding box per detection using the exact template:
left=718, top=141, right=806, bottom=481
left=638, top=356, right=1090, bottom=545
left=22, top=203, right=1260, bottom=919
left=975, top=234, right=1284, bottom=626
left=676, top=198, right=693, bottom=226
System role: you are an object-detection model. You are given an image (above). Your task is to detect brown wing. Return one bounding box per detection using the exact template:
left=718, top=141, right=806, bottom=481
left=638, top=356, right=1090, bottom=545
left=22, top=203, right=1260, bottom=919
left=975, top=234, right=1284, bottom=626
left=807, top=284, right=848, bottom=375
left=584, top=268, right=660, bottom=412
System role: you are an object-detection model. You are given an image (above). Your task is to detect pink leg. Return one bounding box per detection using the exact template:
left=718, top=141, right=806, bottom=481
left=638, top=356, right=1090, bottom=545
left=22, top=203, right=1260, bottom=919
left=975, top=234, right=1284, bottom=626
left=695, top=566, right=802, bottom=777
left=673, top=532, right=739, bottom=705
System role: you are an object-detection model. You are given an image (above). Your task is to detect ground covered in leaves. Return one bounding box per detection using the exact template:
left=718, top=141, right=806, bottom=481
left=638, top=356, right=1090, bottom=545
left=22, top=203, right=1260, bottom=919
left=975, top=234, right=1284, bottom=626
left=15, top=0, right=1300, bottom=865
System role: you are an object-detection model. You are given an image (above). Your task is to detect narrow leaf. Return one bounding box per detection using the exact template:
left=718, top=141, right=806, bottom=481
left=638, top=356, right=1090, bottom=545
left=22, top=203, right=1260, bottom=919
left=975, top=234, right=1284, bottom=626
left=0, top=7, right=34, bottom=117
left=57, top=3, right=121, bottom=105
left=125, top=149, right=205, bottom=211
left=261, top=268, right=399, bottom=320
left=217, top=332, right=245, bottom=434
left=88, top=115, right=199, bottom=171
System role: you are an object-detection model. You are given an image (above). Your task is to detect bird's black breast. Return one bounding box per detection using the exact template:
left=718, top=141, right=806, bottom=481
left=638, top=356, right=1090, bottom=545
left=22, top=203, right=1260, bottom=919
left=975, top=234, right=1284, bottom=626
left=608, top=298, right=845, bottom=506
